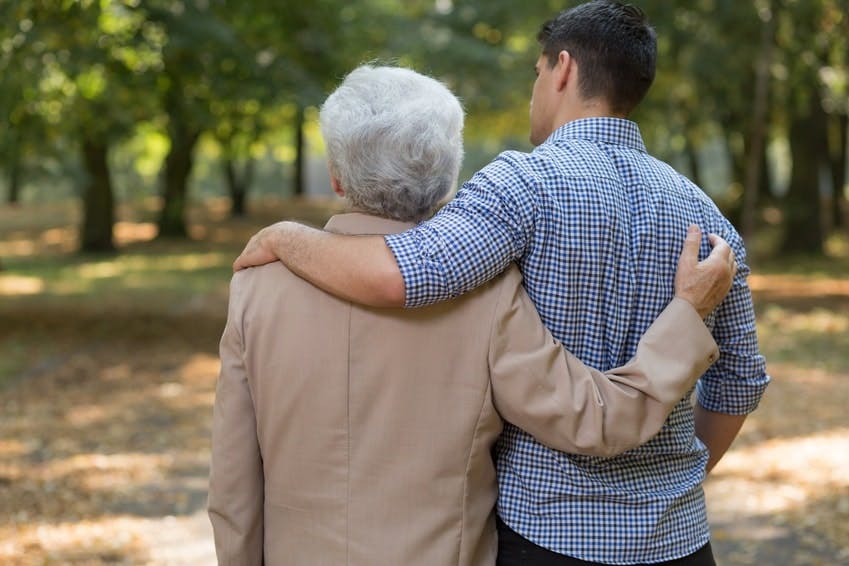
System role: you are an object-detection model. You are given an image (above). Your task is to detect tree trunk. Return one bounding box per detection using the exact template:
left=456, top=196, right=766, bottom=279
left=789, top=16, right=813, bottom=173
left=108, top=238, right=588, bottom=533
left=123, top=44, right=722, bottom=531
left=225, top=157, right=254, bottom=217
left=157, top=68, right=201, bottom=239
left=780, top=93, right=828, bottom=254
left=293, top=104, right=305, bottom=197
left=831, top=113, right=848, bottom=231
left=741, top=4, right=775, bottom=245
left=7, top=152, right=21, bottom=206
left=157, top=126, right=200, bottom=238
left=80, top=138, right=115, bottom=253
left=6, top=127, right=22, bottom=205
left=725, top=136, right=745, bottom=228
left=684, top=135, right=702, bottom=189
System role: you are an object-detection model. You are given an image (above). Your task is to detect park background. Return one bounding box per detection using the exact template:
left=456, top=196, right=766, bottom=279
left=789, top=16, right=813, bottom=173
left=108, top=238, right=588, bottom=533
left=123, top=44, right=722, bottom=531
left=1, top=0, right=847, bottom=564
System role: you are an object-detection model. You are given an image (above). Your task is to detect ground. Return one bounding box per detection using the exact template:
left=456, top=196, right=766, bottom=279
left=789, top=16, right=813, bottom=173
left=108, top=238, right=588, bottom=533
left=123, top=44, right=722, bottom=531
left=1, top=199, right=847, bottom=565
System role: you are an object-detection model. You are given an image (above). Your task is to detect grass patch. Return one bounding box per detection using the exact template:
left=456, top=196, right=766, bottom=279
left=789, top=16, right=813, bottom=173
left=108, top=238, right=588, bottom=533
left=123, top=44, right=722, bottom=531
left=756, top=305, right=849, bottom=373
left=0, top=197, right=342, bottom=383
left=1, top=250, right=234, bottom=309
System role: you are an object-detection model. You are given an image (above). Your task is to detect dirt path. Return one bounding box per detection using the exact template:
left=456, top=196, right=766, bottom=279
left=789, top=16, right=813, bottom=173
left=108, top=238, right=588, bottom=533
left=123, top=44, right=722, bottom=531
left=0, top=311, right=224, bottom=565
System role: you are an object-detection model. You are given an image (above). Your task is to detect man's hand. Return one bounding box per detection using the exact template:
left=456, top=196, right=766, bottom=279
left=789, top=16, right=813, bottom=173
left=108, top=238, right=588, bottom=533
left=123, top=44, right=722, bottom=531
left=674, top=224, right=737, bottom=318
left=231, top=220, right=405, bottom=306
left=233, top=223, right=285, bottom=272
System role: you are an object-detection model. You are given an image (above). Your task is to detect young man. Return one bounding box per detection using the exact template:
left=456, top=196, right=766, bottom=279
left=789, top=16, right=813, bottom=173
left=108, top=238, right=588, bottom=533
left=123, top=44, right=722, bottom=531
left=232, top=3, right=769, bottom=564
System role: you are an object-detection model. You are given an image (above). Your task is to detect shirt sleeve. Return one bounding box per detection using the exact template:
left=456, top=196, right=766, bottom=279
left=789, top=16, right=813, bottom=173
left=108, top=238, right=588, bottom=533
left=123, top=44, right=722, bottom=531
left=208, top=275, right=264, bottom=565
left=696, top=216, right=771, bottom=415
left=488, top=267, right=720, bottom=457
left=384, top=152, right=538, bottom=307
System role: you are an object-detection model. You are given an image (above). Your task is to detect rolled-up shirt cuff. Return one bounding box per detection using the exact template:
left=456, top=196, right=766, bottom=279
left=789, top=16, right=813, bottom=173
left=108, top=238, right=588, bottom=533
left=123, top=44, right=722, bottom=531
left=384, top=230, right=454, bottom=308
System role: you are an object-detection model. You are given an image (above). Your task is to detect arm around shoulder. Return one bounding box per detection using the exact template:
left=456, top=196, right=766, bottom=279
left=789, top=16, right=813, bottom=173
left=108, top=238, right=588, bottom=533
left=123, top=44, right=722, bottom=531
left=235, top=221, right=405, bottom=307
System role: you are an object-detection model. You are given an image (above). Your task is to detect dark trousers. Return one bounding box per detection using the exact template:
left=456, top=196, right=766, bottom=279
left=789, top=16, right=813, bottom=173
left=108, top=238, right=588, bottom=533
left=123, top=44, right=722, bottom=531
left=496, top=516, right=716, bottom=566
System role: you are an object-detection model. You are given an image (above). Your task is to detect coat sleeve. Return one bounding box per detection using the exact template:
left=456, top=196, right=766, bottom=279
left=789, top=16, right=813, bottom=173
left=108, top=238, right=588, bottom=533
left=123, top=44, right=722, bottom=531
left=208, top=274, right=264, bottom=565
left=488, top=268, right=719, bottom=457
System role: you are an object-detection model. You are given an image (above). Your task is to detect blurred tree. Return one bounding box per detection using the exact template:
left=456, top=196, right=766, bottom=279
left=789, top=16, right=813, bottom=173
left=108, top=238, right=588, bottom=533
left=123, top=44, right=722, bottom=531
left=3, top=0, right=847, bottom=258
left=0, top=60, right=30, bottom=206
left=742, top=0, right=777, bottom=243
left=1, top=0, right=154, bottom=252
left=0, top=6, right=53, bottom=207
left=773, top=0, right=848, bottom=253
left=207, top=30, right=267, bottom=217
left=135, top=0, right=356, bottom=226
left=136, top=1, right=237, bottom=237
left=638, top=1, right=769, bottom=224
left=636, top=0, right=848, bottom=254
left=273, top=0, right=378, bottom=197
left=216, top=1, right=331, bottom=206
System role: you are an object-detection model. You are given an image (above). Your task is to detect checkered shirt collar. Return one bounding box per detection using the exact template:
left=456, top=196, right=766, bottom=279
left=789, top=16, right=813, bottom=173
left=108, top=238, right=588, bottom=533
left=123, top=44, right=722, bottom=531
left=546, top=117, right=647, bottom=153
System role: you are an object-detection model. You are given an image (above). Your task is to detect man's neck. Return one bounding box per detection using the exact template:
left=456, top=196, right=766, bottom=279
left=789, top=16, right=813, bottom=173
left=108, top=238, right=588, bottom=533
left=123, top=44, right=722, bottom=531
left=552, top=99, right=626, bottom=131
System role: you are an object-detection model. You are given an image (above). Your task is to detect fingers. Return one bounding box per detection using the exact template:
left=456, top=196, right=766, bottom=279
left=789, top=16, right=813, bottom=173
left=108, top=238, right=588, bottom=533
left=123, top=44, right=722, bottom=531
left=706, top=233, right=738, bottom=277
left=233, top=252, right=250, bottom=272
left=678, top=224, right=702, bottom=269
left=233, top=234, right=261, bottom=272
left=705, top=234, right=730, bottom=259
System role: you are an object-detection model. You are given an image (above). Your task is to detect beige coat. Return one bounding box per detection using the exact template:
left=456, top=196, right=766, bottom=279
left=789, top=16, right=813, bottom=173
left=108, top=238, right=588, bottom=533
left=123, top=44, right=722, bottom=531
left=209, top=213, right=718, bottom=566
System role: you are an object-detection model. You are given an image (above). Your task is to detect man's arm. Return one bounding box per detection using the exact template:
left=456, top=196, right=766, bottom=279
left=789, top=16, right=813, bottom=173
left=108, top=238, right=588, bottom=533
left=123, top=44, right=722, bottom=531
left=695, top=406, right=745, bottom=473
left=235, top=222, right=406, bottom=307
left=208, top=278, right=264, bottom=564
left=489, top=226, right=733, bottom=457
left=234, top=155, right=539, bottom=307
left=695, top=217, right=770, bottom=473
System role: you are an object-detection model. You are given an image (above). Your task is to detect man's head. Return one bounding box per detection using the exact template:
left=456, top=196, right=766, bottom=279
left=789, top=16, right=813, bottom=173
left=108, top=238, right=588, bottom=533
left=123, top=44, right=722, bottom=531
left=319, top=65, right=464, bottom=223
left=529, top=1, right=657, bottom=145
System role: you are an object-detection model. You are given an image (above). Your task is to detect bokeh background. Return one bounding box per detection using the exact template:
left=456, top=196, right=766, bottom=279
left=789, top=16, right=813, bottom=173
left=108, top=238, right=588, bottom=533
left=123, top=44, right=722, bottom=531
left=1, top=1, right=847, bottom=564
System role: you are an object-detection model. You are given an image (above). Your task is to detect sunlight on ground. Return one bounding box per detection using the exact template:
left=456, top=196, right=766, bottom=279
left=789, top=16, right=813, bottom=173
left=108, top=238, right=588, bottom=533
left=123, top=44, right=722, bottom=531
left=76, top=261, right=125, bottom=279
left=704, top=352, right=849, bottom=564
left=0, top=512, right=215, bottom=566
left=706, top=425, right=849, bottom=564
left=115, top=221, right=157, bottom=243
left=0, top=239, right=39, bottom=256
left=156, top=354, right=220, bottom=411
left=177, top=354, right=220, bottom=386
left=0, top=346, right=220, bottom=565
left=0, top=197, right=344, bottom=259
left=0, top=274, right=44, bottom=295
left=756, top=307, right=849, bottom=372
left=44, top=453, right=168, bottom=491
left=709, top=429, right=849, bottom=514
left=73, top=252, right=230, bottom=279
left=41, top=227, right=75, bottom=247
left=0, top=440, right=28, bottom=458
left=0, top=519, right=149, bottom=565
left=0, top=251, right=233, bottom=302
left=749, top=273, right=849, bottom=298
left=760, top=306, right=848, bottom=333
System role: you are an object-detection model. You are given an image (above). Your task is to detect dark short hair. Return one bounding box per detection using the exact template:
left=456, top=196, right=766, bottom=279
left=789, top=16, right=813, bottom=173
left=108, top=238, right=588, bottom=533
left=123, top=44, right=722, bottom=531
left=537, top=1, right=657, bottom=115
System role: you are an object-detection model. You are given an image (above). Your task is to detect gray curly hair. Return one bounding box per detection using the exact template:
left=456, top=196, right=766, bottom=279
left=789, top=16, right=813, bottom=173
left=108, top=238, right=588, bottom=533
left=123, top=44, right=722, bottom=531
left=319, top=65, right=465, bottom=222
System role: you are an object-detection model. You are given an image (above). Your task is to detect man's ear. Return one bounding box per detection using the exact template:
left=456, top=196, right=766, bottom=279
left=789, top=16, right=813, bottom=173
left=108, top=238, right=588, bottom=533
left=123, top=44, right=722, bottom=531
left=330, top=175, right=345, bottom=198
left=554, top=50, right=572, bottom=92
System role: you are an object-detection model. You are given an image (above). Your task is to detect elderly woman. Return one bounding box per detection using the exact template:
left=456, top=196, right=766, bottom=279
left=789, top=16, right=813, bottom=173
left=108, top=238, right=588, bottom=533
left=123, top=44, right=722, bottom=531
left=320, top=65, right=463, bottom=222
left=208, top=65, right=722, bottom=566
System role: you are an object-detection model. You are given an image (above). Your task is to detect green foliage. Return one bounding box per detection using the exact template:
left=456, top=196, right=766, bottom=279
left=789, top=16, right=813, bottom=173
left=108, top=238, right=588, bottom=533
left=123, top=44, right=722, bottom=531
left=1, top=0, right=848, bottom=254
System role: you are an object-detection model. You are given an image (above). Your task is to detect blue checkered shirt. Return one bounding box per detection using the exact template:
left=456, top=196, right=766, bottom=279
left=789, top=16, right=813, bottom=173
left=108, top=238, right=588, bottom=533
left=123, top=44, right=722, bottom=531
left=384, top=118, right=769, bottom=564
